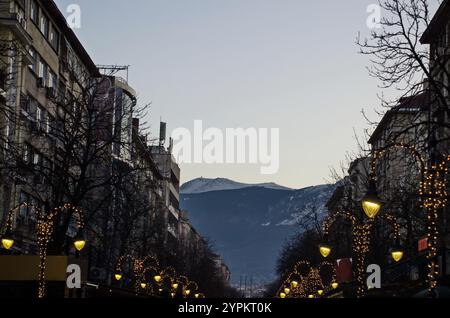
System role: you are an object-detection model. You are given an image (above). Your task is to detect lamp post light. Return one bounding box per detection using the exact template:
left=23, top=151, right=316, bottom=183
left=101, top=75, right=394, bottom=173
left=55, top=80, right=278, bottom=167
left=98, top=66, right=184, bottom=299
left=319, top=243, right=332, bottom=259
left=1, top=228, right=14, bottom=250
left=73, top=231, right=86, bottom=252
left=362, top=177, right=382, bottom=219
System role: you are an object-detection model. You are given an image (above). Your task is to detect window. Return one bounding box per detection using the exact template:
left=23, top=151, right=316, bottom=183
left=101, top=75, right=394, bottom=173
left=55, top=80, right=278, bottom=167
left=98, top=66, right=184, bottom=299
left=28, top=47, right=37, bottom=73
left=48, top=69, right=57, bottom=88
left=23, top=143, right=32, bottom=163
left=49, top=26, right=60, bottom=51
left=12, top=1, right=26, bottom=29
left=38, top=59, right=48, bottom=84
left=30, top=0, right=38, bottom=23
left=46, top=113, right=54, bottom=134
left=40, top=13, right=49, bottom=38
left=37, top=105, right=45, bottom=130
left=33, top=152, right=41, bottom=166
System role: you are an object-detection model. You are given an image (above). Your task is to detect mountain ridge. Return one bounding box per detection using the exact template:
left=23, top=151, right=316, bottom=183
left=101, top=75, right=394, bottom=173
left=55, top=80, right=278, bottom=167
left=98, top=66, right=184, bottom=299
left=179, top=177, right=337, bottom=286
left=181, top=177, right=294, bottom=194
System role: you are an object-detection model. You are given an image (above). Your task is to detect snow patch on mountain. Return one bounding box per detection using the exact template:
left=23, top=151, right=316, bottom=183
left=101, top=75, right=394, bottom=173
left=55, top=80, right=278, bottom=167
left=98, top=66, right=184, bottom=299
left=181, top=177, right=294, bottom=194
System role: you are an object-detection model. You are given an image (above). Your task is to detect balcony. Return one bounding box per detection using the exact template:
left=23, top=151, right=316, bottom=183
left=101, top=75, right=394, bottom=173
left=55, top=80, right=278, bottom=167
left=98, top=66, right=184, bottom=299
left=0, top=11, right=32, bottom=45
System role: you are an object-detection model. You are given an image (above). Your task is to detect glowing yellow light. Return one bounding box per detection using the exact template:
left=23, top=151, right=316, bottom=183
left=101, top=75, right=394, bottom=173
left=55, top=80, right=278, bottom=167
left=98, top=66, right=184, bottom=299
left=73, top=239, right=86, bottom=251
left=140, top=283, right=147, bottom=289
left=114, top=273, right=122, bottom=281
left=362, top=199, right=381, bottom=219
left=154, top=275, right=162, bottom=283
left=280, top=293, right=286, bottom=299
left=332, top=282, right=339, bottom=289
left=195, top=293, right=200, bottom=298
left=1, top=238, right=14, bottom=250
left=172, top=283, right=179, bottom=289
left=391, top=250, right=404, bottom=262
left=319, top=245, right=332, bottom=258
left=291, top=281, right=298, bottom=288
left=171, top=293, right=176, bottom=298
left=284, top=288, right=290, bottom=295
left=308, top=295, right=314, bottom=299
left=184, top=289, right=191, bottom=296
left=318, top=290, right=324, bottom=295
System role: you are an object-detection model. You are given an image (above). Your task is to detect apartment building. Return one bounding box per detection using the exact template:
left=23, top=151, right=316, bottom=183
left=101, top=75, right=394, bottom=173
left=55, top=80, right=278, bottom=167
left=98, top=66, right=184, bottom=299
left=0, top=0, right=100, bottom=248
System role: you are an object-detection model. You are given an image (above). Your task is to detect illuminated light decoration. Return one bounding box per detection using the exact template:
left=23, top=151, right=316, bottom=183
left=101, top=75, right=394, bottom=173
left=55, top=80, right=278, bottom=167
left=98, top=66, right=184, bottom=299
left=140, top=283, right=147, bottom=289
left=319, top=244, right=332, bottom=258
left=1, top=228, right=14, bottom=250
left=308, top=295, right=314, bottom=299
left=195, top=293, right=200, bottom=299
left=362, top=178, right=382, bottom=219
left=154, top=275, right=162, bottom=283
left=279, top=293, right=286, bottom=299
left=184, top=289, right=191, bottom=296
left=172, top=283, right=179, bottom=289
left=391, top=250, right=404, bottom=262
left=419, top=156, right=449, bottom=294
left=73, top=232, right=86, bottom=252
left=114, top=273, right=122, bottom=281
left=276, top=261, right=336, bottom=299
left=331, top=282, right=338, bottom=289
left=317, top=290, right=324, bottom=296
left=171, top=293, right=176, bottom=298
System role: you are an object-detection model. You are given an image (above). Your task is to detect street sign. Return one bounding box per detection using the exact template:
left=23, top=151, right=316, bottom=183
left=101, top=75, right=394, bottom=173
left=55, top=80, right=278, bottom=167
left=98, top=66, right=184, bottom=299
left=418, top=237, right=428, bottom=253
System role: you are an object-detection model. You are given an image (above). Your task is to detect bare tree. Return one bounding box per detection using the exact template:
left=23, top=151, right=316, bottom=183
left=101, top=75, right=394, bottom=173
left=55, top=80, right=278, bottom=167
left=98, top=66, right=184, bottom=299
left=357, top=0, right=450, bottom=149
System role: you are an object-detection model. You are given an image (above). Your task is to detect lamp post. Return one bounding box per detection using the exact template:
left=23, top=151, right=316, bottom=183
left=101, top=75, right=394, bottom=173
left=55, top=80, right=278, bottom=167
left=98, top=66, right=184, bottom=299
left=0, top=203, right=85, bottom=298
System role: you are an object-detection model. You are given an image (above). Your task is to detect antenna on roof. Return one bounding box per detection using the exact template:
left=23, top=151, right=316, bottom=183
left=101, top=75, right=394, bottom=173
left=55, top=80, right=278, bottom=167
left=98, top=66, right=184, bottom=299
left=96, top=65, right=130, bottom=81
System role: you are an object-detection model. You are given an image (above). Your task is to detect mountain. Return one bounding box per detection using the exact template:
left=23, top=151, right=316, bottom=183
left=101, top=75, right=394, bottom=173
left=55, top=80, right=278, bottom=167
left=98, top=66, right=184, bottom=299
left=181, top=177, right=293, bottom=194
left=179, top=178, right=336, bottom=287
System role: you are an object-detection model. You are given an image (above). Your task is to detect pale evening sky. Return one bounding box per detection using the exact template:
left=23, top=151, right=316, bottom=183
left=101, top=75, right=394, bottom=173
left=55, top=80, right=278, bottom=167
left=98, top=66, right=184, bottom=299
left=54, top=0, right=405, bottom=189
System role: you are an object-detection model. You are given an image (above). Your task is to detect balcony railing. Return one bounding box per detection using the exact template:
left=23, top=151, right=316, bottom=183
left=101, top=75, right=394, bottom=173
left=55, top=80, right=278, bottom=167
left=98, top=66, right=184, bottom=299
left=0, top=9, right=31, bottom=44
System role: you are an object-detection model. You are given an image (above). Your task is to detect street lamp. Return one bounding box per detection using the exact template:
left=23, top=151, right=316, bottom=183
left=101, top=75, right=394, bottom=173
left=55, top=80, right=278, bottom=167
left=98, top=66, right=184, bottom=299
left=362, top=178, right=382, bottom=219
left=73, top=231, right=86, bottom=252
left=319, top=243, right=332, bottom=258
left=1, top=228, right=14, bottom=250
left=154, top=275, right=162, bottom=283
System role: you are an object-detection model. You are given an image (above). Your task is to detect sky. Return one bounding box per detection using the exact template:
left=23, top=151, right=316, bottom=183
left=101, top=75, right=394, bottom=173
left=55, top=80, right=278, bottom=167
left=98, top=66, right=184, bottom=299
left=54, top=0, right=397, bottom=189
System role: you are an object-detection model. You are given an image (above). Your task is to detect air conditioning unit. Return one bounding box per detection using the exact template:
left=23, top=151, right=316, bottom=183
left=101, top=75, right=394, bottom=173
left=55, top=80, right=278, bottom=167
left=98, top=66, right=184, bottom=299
left=37, top=78, right=45, bottom=88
